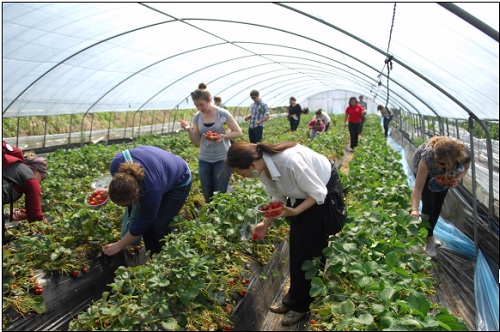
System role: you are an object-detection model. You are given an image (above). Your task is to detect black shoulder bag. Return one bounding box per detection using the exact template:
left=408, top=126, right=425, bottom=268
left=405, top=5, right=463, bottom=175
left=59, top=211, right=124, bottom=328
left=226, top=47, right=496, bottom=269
left=324, top=162, right=347, bottom=235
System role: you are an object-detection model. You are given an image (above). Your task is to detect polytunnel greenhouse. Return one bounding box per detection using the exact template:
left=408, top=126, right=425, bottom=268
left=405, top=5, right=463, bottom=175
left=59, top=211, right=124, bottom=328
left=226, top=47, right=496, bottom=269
left=2, top=2, right=499, bottom=331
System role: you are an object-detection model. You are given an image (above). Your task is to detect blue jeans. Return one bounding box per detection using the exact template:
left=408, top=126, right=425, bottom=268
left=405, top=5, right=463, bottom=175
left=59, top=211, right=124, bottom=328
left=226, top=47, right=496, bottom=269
left=383, top=115, right=393, bottom=137
left=142, top=181, right=191, bottom=254
left=249, top=126, right=264, bottom=143
left=198, top=159, right=232, bottom=203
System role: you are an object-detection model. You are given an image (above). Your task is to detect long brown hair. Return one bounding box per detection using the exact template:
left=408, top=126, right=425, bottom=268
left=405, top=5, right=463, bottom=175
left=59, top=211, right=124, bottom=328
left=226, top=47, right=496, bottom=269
left=108, top=162, right=145, bottom=205
left=225, top=141, right=297, bottom=169
left=429, top=136, right=468, bottom=162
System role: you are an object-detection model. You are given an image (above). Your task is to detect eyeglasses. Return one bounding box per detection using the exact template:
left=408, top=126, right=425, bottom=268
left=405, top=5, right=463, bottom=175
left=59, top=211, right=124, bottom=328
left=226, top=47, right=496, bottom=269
left=41, top=172, right=47, bottom=181
left=250, top=95, right=258, bottom=100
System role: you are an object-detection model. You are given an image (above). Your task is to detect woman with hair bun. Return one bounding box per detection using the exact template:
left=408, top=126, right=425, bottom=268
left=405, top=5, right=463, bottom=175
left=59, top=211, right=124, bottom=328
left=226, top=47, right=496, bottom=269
left=103, top=146, right=192, bottom=256
left=179, top=82, right=242, bottom=204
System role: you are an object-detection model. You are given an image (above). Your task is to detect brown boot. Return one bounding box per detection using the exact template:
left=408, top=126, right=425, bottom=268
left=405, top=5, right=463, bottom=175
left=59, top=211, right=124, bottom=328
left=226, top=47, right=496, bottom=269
left=281, top=310, right=307, bottom=326
left=269, top=303, right=289, bottom=314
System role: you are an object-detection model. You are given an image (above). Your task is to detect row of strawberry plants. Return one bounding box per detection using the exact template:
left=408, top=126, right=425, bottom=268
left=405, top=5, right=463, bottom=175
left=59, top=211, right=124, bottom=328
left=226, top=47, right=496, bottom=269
left=2, top=115, right=346, bottom=329
left=66, top=114, right=350, bottom=330
left=2, top=135, right=202, bottom=327
left=305, top=116, right=467, bottom=330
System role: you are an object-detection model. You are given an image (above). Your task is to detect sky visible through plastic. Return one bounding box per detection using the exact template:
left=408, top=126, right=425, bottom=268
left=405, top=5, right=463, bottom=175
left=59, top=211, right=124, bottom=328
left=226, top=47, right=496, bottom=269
left=2, top=2, right=498, bottom=121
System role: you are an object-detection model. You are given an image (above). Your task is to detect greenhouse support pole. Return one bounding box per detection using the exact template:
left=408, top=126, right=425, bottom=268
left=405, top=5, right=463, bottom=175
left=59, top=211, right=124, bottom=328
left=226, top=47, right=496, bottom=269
left=420, top=115, right=425, bottom=139
left=107, top=112, right=112, bottom=144
left=150, top=110, right=155, bottom=135
left=79, top=114, right=86, bottom=147
left=438, top=2, right=499, bottom=42
left=466, top=117, right=495, bottom=227
left=124, top=112, right=129, bottom=140
left=468, top=116, right=479, bottom=261
left=16, top=117, right=20, bottom=147
left=171, top=107, right=179, bottom=133
left=43, top=116, right=48, bottom=149
left=68, top=114, right=73, bottom=147
left=131, top=111, right=139, bottom=139
left=438, top=116, right=444, bottom=136
left=161, top=109, right=167, bottom=134
left=89, top=113, right=94, bottom=144
left=138, top=112, right=143, bottom=137
left=455, top=119, right=460, bottom=141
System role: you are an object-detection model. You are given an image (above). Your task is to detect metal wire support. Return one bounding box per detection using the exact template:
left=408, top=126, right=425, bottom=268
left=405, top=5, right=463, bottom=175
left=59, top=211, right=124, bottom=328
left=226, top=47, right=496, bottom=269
left=384, top=3, right=397, bottom=109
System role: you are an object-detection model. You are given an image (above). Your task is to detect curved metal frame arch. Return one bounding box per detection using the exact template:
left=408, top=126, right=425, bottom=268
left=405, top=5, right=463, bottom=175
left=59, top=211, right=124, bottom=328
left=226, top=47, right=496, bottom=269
left=3, top=17, right=179, bottom=114
left=6, top=13, right=440, bottom=124
left=277, top=3, right=489, bottom=122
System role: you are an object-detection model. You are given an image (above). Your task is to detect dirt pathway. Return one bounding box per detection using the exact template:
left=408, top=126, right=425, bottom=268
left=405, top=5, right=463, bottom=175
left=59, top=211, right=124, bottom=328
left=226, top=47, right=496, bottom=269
left=340, top=149, right=354, bottom=175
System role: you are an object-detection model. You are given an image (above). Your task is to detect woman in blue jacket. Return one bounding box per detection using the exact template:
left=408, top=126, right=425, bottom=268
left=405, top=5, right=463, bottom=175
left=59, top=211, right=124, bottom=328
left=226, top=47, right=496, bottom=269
left=103, top=146, right=191, bottom=256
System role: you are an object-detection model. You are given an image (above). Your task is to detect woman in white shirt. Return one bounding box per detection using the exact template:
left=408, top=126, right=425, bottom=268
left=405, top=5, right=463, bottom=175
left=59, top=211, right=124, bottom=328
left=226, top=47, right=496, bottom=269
left=225, top=141, right=334, bottom=326
left=315, top=109, right=331, bottom=132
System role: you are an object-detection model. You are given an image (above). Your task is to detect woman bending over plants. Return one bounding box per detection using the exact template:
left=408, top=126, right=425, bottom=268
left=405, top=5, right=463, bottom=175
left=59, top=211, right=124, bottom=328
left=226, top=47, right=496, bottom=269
left=103, top=146, right=192, bottom=257
left=411, top=136, right=471, bottom=258
left=225, top=141, right=344, bottom=326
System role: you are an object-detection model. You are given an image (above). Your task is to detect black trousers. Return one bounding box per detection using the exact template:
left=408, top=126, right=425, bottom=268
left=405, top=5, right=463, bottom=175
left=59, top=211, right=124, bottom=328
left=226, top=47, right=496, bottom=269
left=421, top=176, right=448, bottom=237
left=348, top=122, right=361, bottom=149
left=282, top=198, right=329, bottom=313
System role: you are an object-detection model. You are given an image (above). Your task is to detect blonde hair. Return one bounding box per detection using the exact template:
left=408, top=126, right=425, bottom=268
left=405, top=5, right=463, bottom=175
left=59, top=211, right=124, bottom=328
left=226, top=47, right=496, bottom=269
left=429, top=136, right=468, bottom=162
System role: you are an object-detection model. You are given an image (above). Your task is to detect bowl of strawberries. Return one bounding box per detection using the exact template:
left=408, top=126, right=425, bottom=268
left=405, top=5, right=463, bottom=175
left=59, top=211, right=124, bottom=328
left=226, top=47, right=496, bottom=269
left=85, top=188, right=110, bottom=208
left=435, top=174, right=457, bottom=187
left=204, top=130, right=221, bottom=141
left=255, top=201, right=284, bottom=218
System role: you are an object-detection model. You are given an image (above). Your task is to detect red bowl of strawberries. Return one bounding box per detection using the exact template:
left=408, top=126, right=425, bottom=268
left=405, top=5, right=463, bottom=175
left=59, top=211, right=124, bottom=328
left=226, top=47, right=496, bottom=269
left=255, top=201, right=284, bottom=218
left=85, top=188, right=109, bottom=208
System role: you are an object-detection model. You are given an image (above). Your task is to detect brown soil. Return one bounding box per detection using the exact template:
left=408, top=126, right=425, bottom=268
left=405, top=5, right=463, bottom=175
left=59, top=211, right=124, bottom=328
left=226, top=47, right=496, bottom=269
left=340, top=150, right=354, bottom=175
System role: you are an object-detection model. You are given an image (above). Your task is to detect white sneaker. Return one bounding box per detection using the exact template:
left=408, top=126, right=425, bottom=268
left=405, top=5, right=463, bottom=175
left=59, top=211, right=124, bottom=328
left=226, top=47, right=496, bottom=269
left=425, top=242, right=437, bottom=257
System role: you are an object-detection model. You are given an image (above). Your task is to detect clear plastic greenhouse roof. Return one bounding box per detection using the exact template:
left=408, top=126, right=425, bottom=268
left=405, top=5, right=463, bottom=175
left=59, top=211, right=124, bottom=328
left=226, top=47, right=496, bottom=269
left=2, top=2, right=499, bottom=120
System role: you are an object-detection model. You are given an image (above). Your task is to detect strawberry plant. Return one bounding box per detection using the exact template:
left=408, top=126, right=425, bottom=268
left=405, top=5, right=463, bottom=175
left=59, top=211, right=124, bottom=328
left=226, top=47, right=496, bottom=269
left=2, top=114, right=468, bottom=331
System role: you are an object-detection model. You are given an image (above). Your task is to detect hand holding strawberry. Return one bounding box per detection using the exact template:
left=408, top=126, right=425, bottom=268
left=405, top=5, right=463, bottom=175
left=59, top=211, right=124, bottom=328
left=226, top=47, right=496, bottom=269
left=251, top=222, right=268, bottom=240
left=179, top=119, right=190, bottom=130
